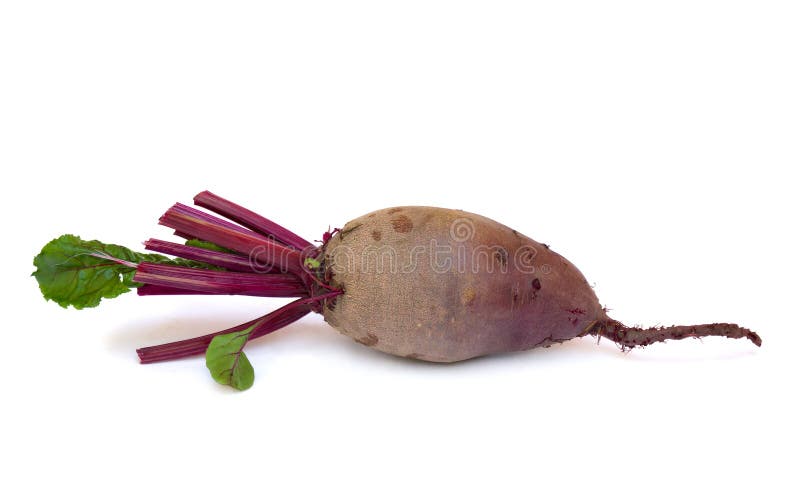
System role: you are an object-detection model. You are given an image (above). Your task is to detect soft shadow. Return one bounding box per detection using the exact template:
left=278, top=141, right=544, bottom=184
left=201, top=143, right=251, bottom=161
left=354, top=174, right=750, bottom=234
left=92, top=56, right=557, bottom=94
left=326, top=331, right=609, bottom=371
left=613, top=342, right=761, bottom=363
left=107, top=314, right=758, bottom=370
left=106, top=314, right=245, bottom=355
left=557, top=336, right=761, bottom=363
left=329, top=334, right=759, bottom=371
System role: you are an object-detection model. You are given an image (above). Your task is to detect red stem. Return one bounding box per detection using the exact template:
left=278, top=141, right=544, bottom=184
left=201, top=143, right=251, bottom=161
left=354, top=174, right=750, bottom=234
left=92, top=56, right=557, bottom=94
left=133, top=262, right=307, bottom=297
left=144, top=238, right=257, bottom=273
left=168, top=203, right=263, bottom=238
left=159, top=203, right=304, bottom=275
left=137, top=285, right=208, bottom=295
left=136, top=291, right=342, bottom=363
left=194, top=191, right=314, bottom=252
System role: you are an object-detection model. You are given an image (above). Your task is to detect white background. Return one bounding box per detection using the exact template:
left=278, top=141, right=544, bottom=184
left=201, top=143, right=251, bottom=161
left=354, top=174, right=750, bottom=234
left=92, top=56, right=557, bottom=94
left=2, top=2, right=798, bottom=489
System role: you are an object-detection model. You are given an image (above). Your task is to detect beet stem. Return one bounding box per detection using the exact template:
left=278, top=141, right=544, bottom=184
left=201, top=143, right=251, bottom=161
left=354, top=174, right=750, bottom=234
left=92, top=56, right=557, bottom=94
left=133, top=262, right=307, bottom=297
left=136, top=291, right=342, bottom=363
left=591, top=319, right=762, bottom=349
left=159, top=203, right=304, bottom=275
left=144, top=238, right=255, bottom=272
left=194, top=191, right=313, bottom=252
left=137, top=285, right=211, bottom=296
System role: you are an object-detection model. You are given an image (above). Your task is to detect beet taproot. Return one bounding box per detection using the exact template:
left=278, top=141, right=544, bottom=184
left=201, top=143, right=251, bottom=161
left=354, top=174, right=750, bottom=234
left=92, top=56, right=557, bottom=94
left=34, top=191, right=761, bottom=389
left=321, top=206, right=605, bottom=361
left=319, top=206, right=760, bottom=361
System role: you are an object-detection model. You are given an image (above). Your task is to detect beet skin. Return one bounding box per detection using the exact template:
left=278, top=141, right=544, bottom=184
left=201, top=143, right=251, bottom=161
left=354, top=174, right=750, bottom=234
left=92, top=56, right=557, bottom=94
left=321, top=206, right=610, bottom=362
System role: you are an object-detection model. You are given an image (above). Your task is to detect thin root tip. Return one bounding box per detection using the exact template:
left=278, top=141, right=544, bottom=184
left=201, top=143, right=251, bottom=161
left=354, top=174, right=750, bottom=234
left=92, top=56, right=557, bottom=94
left=747, top=330, right=763, bottom=347
left=597, top=319, right=763, bottom=349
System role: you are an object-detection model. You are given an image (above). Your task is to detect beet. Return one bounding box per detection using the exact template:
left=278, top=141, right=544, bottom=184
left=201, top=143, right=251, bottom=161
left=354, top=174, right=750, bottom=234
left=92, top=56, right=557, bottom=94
left=34, top=191, right=761, bottom=389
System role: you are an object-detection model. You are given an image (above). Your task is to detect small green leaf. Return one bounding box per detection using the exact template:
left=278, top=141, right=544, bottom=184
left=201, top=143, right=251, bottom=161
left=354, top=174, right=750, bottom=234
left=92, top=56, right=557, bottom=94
left=185, top=239, right=237, bottom=254
left=205, top=326, right=256, bottom=391
left=304, top=257, right=321, bottom=269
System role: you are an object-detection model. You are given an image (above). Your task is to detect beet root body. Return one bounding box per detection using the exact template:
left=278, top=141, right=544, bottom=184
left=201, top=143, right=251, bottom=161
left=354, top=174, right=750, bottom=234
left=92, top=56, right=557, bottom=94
left=321, top=206, right=761, bottom=361
left=321, top=206, right=609, bottom=362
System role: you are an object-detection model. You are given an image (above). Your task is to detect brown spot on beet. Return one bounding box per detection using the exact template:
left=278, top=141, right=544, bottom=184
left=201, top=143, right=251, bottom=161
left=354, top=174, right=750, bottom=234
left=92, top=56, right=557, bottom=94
left=371, top=230, right=382, bottom=241
left=461, top=287, right=476, bottom=306
left=391, top=215, right=413, bottom=233
left=405, top=353, right=422, bottom=360
left=356, top=332, right=379, bottom=347
left=388, top=207, right=404, bottom=214
left=368, top=213, right=376, bottom=218
left=528, top=278, right=541, bottom=301
left=493, top=248, right=508, bottom=266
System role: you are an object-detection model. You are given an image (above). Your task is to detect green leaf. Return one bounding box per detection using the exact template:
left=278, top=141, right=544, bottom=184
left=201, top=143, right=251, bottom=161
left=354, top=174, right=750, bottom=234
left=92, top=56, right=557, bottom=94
left=34, top=235, right=141, bottom=309
left=185, top=239, right=237, bottom=254
left=303, top=257, right=321, bottom=269
left=205, top=326, right=256, bottom=391
left=32, top=234, right=214, bottom=309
